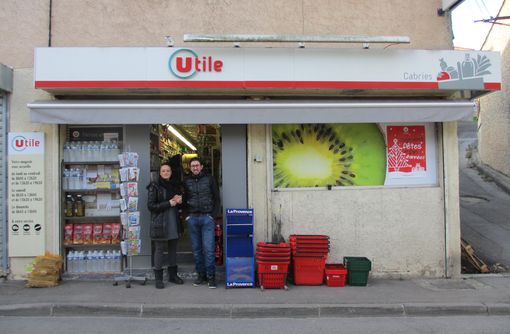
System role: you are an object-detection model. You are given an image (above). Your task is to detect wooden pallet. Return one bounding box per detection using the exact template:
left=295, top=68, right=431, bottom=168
left=461, top=238, right=489, bottom=273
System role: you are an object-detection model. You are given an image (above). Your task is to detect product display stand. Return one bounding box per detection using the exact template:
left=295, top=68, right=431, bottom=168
left=114, top=151, right=147, bottom=288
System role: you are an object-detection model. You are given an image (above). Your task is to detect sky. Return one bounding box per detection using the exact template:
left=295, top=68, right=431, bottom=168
left=451, top=0, right=503, bottom=50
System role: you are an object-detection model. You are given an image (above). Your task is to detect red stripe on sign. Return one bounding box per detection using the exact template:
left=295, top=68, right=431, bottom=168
left=293, top=81, right=439, bottom=89
left=484, top=82, right=501, bottom=90
left=35, top=80, right=441, bottom=90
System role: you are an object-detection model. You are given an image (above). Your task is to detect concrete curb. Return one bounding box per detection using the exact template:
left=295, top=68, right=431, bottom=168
left=2, top=303, right=510, bottom=318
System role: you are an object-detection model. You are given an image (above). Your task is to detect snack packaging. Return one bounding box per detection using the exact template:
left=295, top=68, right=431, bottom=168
left=82, top=224, right=93, bottom=244
left=92, top=223, right=103, bottom=244
left=64, top=224, right=73, bottom=246
left=102, top=223, right=112, bottom=244
left=73, top=224, right=84, bottom=244
left=111, top=224, right=121, bottom=244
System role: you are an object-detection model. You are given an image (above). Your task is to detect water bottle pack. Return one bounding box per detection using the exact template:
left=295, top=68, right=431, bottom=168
left=63, top=141, right=120, bottom=162
left=67, top=250, right=122, bottom=274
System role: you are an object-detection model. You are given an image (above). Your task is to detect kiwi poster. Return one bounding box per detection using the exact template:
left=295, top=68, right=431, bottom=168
left=272, top=124, right=386, bottom=188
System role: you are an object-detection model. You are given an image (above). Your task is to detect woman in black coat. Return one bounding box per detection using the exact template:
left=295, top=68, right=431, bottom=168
left=147, top=163, right=184, bottom=289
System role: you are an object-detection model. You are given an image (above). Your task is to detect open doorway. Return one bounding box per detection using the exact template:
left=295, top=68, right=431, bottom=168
left=150, top=124, right=222, bottom=265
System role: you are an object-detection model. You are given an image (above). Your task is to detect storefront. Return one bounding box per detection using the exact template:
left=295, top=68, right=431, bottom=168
left=25, top=46, right=501, bottom=278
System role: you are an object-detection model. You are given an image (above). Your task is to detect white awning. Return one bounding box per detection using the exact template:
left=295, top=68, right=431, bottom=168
left=28, top=99, right=475, bottom=124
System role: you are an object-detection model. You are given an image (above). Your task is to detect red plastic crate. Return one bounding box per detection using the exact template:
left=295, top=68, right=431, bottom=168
left=292, top=256, right=327, bottom=285
left=325, top=264, right=347, bottom=287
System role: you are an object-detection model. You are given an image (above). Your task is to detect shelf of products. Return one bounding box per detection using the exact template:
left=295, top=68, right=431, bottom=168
left=62, top=159, right=123, bottom=275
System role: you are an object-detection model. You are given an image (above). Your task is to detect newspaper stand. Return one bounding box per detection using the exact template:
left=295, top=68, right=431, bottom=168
left=225, top=208, right=255, bottom=288
left=113, top=151, right=147, bottom=288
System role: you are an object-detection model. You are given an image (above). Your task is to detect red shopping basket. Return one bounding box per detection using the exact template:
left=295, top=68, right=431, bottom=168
left=258, top=272, right=287, bottom=289
left=293, top=256, right=327, bottom=285
left=324, top=264, right=347, bottom=287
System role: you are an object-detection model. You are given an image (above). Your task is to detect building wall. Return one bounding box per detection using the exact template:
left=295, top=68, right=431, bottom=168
left=479, top=1, right=510, bottom=176
left=1, top=0, right=460, bottom=278
left=247, top=122, right=460, bottom=278
left=2, top=0, right=453, bottom=69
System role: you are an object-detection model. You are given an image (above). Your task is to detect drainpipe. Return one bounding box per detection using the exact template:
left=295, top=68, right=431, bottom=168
left=48, top=0, right=53, bottom=47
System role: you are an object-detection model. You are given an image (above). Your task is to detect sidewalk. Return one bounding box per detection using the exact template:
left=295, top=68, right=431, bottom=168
left=2, top=274, right=510, bottom=318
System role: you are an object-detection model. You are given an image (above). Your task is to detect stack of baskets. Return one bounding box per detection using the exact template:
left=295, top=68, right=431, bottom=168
left=255, top=242, right=291, bottom=290
left=289, top=234, right=329, bottom=285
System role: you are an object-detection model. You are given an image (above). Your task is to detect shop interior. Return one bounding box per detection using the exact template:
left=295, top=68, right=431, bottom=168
left=150, top=124, right=222, bottom=265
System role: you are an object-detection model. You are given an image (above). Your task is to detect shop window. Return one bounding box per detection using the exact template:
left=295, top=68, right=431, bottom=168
left=271, top=123, right=437, bottom=189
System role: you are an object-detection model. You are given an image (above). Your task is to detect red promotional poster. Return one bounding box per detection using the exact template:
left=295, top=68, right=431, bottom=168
left=387, top=126, right=426, bottom=174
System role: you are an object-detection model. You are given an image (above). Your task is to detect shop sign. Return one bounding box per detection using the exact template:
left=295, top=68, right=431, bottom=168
left=34, top=47, right=501, bottom=92
left=8, top=132, right=45, bottom=256
left=169, top=48, right=223, bottom=79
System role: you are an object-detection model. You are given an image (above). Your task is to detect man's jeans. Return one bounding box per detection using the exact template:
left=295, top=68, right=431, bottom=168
left=187, top=214, right=215, bottom=277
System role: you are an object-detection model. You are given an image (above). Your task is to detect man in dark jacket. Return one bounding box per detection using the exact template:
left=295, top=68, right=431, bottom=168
left=183, top=157, right=220, bottom=288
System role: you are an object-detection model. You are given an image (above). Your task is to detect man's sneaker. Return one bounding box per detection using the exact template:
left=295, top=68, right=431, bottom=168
left=207, top=277, right=217, bottom=289
left=193, top=273, right=206, bottom=286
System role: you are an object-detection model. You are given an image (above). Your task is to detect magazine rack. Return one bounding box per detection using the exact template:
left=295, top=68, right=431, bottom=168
left=113, top=151, right=147, bottom=288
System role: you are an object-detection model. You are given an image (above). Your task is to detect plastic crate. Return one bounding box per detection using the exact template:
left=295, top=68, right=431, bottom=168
left=324, top=264, right=347, bottom=287
left=343, top=257, right=372, bottom=271
left=346, top=270, right=370, bottom=286
left=293, top=256, right=326, bottom=285
left=258, top=272, right=287, bottom=289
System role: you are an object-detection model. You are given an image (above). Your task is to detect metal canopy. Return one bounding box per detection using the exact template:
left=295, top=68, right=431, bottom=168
left=28, top=99, right=475, bottom=124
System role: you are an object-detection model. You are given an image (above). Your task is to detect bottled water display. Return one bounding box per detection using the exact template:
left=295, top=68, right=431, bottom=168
left=63, top=141, right=120, bottom=162
left=66, top=250, right=121, bottom=273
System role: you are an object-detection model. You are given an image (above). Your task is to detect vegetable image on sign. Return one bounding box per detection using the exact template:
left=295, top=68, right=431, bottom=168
left=272, top=124, right=386, bottom=188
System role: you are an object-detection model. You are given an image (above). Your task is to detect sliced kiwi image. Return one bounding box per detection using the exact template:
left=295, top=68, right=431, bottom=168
left=272, top=123, right=386, bottom=188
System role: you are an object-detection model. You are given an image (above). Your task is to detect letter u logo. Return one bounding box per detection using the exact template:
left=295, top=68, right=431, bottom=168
left=176, top=57, right=192, bottom=73
left=169, top=49, right=198, bottom=79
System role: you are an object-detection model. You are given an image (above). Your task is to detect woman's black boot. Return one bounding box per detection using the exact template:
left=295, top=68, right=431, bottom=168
left=168, top=266, right=184, bottom=284
left=154, top=269, right=164, bottom=289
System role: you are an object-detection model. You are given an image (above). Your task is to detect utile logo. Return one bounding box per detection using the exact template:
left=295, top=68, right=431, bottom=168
left=11, top=135, right=40, bottom=152
left=169, top=48, right=223, bottom=79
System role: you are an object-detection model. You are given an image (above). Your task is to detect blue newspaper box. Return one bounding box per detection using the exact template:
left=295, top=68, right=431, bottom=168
left=225, top=208, right=254, bottom=288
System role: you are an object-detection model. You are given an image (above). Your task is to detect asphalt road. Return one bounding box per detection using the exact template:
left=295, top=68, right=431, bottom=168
left=1, top=316, right=510, bottom=334
left=458, top=120, right=510, bottom=272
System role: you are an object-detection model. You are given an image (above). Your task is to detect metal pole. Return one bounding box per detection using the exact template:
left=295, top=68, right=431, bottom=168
left=183, top=34, right=410, bottom=44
